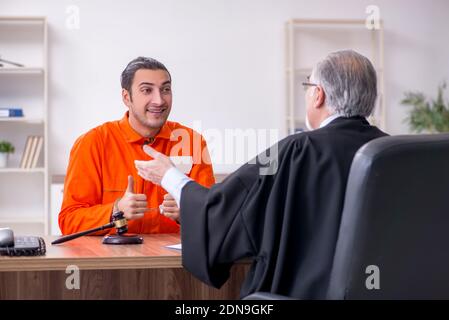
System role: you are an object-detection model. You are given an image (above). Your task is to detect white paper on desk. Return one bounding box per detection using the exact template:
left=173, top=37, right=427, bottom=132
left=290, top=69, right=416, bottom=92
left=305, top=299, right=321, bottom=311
left=166, top=243, right=182, bottom=250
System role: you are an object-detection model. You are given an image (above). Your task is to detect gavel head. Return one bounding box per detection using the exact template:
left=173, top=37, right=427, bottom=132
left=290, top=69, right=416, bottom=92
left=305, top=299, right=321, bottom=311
left=111, top=211, right=128, bottom=235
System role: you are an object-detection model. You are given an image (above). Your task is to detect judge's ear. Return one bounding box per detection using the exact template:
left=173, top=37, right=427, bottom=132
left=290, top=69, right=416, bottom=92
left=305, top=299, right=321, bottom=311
left=122, top=88, right=132, bottom=107
left=312, top=86, right=326, bottom=110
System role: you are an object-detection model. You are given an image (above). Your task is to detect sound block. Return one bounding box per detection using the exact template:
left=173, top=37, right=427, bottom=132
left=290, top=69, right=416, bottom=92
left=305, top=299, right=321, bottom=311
left=102, top=234, right=143, bottom=245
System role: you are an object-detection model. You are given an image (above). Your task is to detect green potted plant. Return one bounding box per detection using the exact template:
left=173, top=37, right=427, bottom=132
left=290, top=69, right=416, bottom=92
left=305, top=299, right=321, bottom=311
left=0, top=140, right=15, bottom=168
left=401, top=82, right=449, bottom=133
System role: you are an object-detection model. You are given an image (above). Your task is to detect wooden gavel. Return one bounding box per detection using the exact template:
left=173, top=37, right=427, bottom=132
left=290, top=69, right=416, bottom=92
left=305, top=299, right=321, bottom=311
left=51, top=211, right=143, bottom=245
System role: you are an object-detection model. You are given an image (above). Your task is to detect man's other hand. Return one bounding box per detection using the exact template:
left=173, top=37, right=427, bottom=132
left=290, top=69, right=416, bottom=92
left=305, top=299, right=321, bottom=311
left=161, top=193, right=180, bottom=222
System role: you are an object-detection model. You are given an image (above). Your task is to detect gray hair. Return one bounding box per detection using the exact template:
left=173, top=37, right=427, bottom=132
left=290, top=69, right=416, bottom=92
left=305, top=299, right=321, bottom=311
left=311, top=50, right=377, bottom=117
left=120, top=56, right=171, bottom=95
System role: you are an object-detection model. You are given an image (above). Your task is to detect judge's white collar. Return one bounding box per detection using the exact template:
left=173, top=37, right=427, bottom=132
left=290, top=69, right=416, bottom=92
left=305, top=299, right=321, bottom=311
left=319, top=114, right=342, bottom=128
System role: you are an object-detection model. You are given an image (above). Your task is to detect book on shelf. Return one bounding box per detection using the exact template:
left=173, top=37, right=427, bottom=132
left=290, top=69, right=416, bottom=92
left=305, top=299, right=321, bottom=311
left=0, top=108, right=24, bottom=117
left=20, top=136, right=43, bottom=169
left=30, top=136, right=43, bottom=168
left=19, top=136, right=33, bottom=168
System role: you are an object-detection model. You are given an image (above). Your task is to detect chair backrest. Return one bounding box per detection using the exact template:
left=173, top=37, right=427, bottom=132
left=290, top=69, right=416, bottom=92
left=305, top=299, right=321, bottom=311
left=327, top=133, right=449, bottom=299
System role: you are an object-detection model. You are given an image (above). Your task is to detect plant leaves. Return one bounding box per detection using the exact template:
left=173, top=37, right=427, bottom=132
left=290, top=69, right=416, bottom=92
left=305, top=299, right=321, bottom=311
left=401, top=84, right=449, bottom=133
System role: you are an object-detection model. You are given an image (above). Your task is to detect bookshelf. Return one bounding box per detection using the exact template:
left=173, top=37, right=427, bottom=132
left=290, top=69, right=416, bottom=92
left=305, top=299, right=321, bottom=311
left=285, top=19, right=385, bottom=135
left=0, top=16, right=48, bottom=235
left=0, top=67, right=44, bottom=75
left=0, top=117, right=44, bottom=124
left=0, top=168, right=45, bottom=173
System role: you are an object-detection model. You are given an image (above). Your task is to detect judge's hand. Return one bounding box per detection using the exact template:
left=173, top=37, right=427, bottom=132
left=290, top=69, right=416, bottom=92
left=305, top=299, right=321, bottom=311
left=116, top=175, right=148, bottom=220
left=135, top=145, right=174, bottom=185
left=161, top=193, right=180, bottom=222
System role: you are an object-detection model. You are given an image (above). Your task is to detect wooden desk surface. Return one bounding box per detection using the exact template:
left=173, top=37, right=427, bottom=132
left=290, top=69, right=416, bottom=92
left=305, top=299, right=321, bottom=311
left=0, top=234, right=184, bottom=272
left=0, top=233, right=250, bottom=299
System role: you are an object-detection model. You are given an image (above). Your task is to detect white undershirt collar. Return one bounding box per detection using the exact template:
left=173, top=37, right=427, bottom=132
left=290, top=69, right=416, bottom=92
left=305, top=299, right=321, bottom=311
left=319, top=114, right=342, bottom=128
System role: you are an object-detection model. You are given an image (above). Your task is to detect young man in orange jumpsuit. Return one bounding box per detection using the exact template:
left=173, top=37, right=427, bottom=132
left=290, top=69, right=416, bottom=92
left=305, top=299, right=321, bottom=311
left=59, top=57, right=215, bottom=235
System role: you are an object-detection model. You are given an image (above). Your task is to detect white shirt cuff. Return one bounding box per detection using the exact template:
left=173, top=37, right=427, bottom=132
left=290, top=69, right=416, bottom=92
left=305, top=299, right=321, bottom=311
left=161, top=167, right=192, bottom=206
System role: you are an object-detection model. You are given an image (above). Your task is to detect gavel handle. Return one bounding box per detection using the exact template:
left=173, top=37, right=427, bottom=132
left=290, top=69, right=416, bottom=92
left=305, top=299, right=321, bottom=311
left=51, top=222, right=115, bottom=245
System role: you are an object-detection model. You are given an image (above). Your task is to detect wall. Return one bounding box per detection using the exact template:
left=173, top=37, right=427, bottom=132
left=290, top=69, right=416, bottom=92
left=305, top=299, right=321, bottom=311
left=2, top=0, right=449, bottom=174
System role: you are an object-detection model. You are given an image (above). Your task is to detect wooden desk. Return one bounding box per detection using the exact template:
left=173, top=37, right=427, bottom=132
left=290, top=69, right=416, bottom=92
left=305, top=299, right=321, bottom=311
left=0, top=234, right=250, bottom=299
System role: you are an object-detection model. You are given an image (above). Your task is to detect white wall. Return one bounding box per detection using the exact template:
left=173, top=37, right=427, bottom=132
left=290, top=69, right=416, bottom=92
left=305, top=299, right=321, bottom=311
left=2, top=0, right=449, bottom=174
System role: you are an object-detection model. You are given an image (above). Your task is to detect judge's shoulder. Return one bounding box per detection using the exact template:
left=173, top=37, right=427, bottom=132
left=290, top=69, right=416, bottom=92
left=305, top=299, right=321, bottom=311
left=279, top=116, right=367, bottom=148
left=282, top=124, right=328, bottom=144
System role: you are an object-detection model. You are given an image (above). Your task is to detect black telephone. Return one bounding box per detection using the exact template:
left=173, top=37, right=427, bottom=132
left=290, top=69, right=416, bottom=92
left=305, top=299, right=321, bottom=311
left=0, top=228, right=46, bottom=256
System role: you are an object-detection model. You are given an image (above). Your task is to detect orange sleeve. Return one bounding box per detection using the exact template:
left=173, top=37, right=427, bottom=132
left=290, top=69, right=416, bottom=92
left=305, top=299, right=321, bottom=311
left=188, top=132, right=215, bottom=188
left=58, top=129, right=113, bottom=235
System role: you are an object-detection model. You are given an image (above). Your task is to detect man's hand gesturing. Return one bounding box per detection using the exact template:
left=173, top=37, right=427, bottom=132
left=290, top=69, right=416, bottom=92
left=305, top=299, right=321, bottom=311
left=115, top=175, right=148, bottom=220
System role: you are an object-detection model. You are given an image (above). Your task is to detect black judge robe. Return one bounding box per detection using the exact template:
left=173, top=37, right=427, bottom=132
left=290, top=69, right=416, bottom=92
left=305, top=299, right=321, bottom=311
left=180, top=116, right=387, bottom=299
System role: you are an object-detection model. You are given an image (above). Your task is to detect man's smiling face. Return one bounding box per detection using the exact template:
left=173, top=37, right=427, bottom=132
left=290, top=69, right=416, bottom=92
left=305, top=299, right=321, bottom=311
left=123, top=68, right=172, bottom=133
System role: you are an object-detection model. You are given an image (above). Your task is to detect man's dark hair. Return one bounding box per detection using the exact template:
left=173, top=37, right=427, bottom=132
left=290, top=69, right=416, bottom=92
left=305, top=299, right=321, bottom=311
left=120, top=56, right=171, bottom=95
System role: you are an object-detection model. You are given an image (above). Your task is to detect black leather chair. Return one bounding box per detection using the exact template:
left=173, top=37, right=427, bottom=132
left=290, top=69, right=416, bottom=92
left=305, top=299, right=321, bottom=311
left=245, top=133, right=449, bottom=300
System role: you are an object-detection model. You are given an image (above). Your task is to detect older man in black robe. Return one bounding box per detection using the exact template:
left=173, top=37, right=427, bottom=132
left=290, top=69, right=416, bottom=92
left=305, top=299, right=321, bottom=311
left=135, top=50, right=388, bottom=299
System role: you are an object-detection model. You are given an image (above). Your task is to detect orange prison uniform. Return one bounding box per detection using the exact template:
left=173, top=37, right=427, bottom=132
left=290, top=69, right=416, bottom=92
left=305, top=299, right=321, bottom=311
left=59, top=112, right=215, bottom=235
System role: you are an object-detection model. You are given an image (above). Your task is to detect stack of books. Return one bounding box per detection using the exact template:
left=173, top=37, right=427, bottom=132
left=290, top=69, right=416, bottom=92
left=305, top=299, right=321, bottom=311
left=20, top=136, right=43, bottom=169
left=0, top=107, right=24, bottom=118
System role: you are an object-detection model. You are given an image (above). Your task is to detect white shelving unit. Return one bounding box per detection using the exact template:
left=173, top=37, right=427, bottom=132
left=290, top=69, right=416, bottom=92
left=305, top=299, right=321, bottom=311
left=285, top=19, right=385, bottom=135
left=0, top=16, right=48, bottom=235
left=0, top=67, right=44, bottom=74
